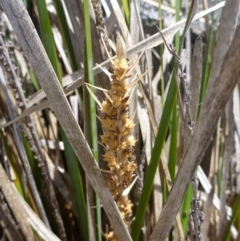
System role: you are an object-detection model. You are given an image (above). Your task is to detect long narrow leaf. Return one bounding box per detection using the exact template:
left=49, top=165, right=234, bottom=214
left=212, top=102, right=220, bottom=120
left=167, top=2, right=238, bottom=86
left=131, top=73, right=177, bottom=241
left=35, top=0, right=62, bottom=83
left=82, top=0, right=101, bottom=240
left=60, top=128, right=89, bottom=241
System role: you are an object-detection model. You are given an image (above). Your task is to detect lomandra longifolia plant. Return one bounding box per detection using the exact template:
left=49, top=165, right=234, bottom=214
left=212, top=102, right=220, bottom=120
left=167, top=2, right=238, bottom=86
left=99, top=33, right=137, bottom=240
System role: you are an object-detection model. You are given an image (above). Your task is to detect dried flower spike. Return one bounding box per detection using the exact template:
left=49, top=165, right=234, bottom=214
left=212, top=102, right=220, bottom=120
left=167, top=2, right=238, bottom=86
left=100, top=33, right=137, bottom=240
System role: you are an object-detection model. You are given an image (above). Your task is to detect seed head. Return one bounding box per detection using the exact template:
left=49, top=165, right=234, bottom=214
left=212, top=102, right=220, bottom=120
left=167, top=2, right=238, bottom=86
left=100, top=33, right=137, bottom=240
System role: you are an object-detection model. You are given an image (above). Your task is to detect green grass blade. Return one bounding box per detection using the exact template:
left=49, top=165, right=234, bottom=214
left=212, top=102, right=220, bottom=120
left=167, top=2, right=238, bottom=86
left=174, top=0, right=181, bottom=51
left=28, top=70, right=40, bottom=92
left=35, top=0, right=62, bottom=84
left=82, top=0, right=101, bottom=240
left=181, top=185, right=193, bottom=234
left=167, top=0, right=180, bottom=183
left=131, top=73, right=177, bottom=241
left=60, top=128, right=89, bottom=241
left=168, top=99, right=178, bottom=181
left=53, top=0, right=78, bottom=71
left=122, top=0, right=130, bottom=26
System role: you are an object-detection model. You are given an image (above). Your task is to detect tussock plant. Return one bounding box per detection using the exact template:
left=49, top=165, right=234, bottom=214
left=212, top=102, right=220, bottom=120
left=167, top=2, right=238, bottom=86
left=99, top=33, right=137, bottom=240
left=1, top=1, right=240, bottom=241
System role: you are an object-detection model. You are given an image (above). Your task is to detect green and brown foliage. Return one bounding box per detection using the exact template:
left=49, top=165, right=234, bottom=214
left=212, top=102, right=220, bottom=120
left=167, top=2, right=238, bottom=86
left=0, top=0, right=240, bottom=241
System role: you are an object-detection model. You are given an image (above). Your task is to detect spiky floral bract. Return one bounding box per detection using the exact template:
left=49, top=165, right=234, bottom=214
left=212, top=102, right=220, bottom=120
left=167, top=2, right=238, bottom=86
left=100, top=33, right=137, bottom=240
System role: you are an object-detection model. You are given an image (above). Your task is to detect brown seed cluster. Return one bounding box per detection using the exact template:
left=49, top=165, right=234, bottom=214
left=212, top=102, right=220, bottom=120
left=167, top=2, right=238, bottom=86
left=100, top=33, right=136, bottom=240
